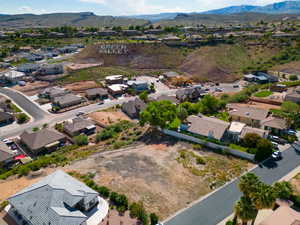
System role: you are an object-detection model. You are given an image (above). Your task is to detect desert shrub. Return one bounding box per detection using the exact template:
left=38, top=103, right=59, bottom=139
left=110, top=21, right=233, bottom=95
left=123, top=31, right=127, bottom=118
left=16, top=113, right=29, bottom=124
left=150, top=213, right=159, bottom=225
left=73, top=134, right=89, bottom=146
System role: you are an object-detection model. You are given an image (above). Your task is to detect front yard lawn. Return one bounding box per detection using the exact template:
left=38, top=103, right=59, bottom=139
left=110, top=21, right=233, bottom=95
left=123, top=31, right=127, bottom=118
left=229, top=144, right=248, bottom=152
left=254, top=90, right=273, bottom=98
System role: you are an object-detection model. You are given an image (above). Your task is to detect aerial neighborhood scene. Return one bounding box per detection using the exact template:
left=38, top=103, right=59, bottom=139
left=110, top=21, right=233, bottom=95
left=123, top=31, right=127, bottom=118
left=3, top=1, right=300, bottom=225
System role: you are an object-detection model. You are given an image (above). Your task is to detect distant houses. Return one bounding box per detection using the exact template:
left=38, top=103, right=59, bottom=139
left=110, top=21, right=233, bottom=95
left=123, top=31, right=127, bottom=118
left=85, top=88, right=108, bottom=100
left=244, top=72, right=279, bottom=84
left=1, top=70, right=25, bottom=83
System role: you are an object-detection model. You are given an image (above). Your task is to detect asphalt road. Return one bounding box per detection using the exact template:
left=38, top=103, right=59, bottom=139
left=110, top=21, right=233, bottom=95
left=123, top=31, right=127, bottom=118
left=0, top=88, right=48, bottom=120
left=165, top=146, right=300, bottom=225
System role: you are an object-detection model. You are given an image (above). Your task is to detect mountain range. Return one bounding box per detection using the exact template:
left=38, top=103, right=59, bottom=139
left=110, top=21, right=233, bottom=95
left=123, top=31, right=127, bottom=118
left=128, top=1, right=300, bottom=21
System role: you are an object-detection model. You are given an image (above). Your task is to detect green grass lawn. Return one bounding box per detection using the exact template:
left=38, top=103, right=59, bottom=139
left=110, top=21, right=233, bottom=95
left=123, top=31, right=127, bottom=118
left=229, top=144, right=248, bottom=153
left=254, top=90, right=273, bottom=98
left=10, top=103, right=22, bottom=113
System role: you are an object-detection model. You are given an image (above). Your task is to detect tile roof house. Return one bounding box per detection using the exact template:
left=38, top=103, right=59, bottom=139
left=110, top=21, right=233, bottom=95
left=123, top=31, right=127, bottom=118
left=262, top=117, right=288, bottom=135
left=36, top=63, right=64, bottom=76
left=1, top=70, right=26, bottom=83
left=228, top=121, right=268, bottom=141
left=240, top=126, right=269, bottom=139
left=85, top=88, right=108, bottom=100
left=285, top=87, right=300, bottom=104
left=53, top=94, right=84, bottom=109
left=259, top=205, right=300, bottom=225
left=185, top=115, right=230, bottom=141
left=227, top=104, right=269, bottom=128
left=0, top=141, right=15, bottom=165
left=64, top=117, right=96, bottom=137
left=39, top=87, right=69, bottom=99
left=8, top=170, right=101, bottom=225
left=20, top=129, right=66, bottom=154
left=121, top=98, right=146, bottom=119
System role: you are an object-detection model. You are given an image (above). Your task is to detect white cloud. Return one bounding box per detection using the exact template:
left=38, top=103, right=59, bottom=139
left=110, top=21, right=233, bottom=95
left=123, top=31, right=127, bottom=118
left=80, top=0, right=191, bottom=15
left=19, top=6, right=47, bottom=14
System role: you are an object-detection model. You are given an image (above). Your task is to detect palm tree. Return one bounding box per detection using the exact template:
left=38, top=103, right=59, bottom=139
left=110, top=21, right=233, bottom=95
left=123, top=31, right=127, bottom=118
left=239, top=173, right=261, bottom=197
left=234, top=196, right=258, bottom=225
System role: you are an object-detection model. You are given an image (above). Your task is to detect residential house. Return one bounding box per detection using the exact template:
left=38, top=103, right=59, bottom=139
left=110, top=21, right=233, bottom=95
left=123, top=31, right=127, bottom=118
left=85, top=88, right=108, bottom=100
left=24, top=53, right=44, bottom=62
left=270, top=84, right=287, bottom=93
left=285, top=87, right=300, bottom=103
left=163, top=71, right=179, bottom=79
left=127, top=80, right=149, bottom=92
left=64, top=117, right=96, bottom=137
left=255, top=72, right=279, bottom=83
left=121, top=98, right=146, bottom=119
left=262, top=117, right=288, bottom=135
left=184, top=115, right=230, bottom=141
left=144, top=29, right=164, bottom=35
left=176, top=86, right=205, bottom=102
left=1, top=70, right=26, bottom=83
left=36, top=64, right=64, bottom=76
left=48, top=32, right=65, bottom=38
left=0, top=112, right=14, bottom=125
left=107, top=84, right=128, bottom=96
left=227, top=105, right=269, bottom=128
left=122, top=30, right=142, bottom=36
left=53, top=94, right=84, bottom=109
left=240, top=126, right=269, bottom=139
left=259, top=202, right=300, bottom=225
left=105, top=75, right=124, bottom=85
left=0, top=62, right=11, bottom=69
left=20, top=129, right=66, bottom=154
left=7, top=170, right=105, bottom=225
left=244, top=74, right=258, bottom=82
left=17, top=63, right=40, bottom=74
left=0, top=141, right=15, bottom=166
left=39, top=87, right=69, bottom=99
left=162, top=35, right=181, bottom=42
left=57, top=46, right=77, bottom=54
left=98, top=30, right=117, bottom=36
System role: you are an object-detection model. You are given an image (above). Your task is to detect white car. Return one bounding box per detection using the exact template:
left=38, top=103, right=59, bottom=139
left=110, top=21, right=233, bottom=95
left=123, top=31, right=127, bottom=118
left=272, top=151, right=282, bottom=160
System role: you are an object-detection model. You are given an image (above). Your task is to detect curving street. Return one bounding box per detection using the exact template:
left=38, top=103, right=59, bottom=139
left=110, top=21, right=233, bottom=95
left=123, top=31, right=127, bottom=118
left=165, top=146, right=300, bottom=225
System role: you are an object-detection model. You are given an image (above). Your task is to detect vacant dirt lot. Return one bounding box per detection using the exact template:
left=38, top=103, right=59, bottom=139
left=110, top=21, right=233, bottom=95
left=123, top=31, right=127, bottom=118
left=63, top=81, right=100, bottom=93
left=89, top=111, right=131, bottom=126
left=12, top=81, right=50, bottom=96
left=228, top=102, right=281, bottom=110
left=67, top=140, right=251, bottom=219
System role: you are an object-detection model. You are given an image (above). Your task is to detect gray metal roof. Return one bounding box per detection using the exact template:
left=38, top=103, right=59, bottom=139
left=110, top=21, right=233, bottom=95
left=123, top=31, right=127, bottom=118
left=8, top=170, right=98, bottom=225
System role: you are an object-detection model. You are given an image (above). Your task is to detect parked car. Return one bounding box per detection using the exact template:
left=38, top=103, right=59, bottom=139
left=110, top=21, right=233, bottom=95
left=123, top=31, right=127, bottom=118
left=269, top=135, right=287, bottom=145
left=272, top=151, right=282, bottom=160
left=2, top=138, right=13, bottom=145
left=76, top=111, right=85, bottom=117
left=287, top=129, right=297, bottom=136
left=233, top=84, right=239, bottom=88
left=215, top=88, right=223, bottom=92
left=98, top=100, right=104, bottom=105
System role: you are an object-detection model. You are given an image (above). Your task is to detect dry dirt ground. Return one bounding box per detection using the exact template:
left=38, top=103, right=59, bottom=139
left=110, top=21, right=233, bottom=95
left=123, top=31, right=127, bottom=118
left=63, top=81, right=100, bottom=94
left=66, top=140, right=252, bottom=219
left=89, top=111, right=132, bottom=126
left=0, top=140, right=251, bottom=220
left=11, top=81, right=50, bottom=96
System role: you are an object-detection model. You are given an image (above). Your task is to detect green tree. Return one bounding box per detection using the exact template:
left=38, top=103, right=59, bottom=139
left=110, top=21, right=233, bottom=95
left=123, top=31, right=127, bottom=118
left=179, top=102, right=200, bottom=115
left=234, top=196, right=258, bottom=225
left=289, top=75, right=298, bottom=81
left=242, top=133, right=262, bottom=148
left=140, top=100, right=178, bottom=129
left=273, top=181, right=293, bottom=199
left=255, top=139, right=273, bottom=162
left=150, top=213, right=159, bottom=225
left=239, top=173, right=261, bottom=197
left=32, top=127, right=40, bottom=132
left=252, top=184, right=276, bottom=210
left=281, top=101, right=300, bottom=115
left=16, top=113, right=28, bottom=124
left=139, top=91, right=149, bottom=103
left=177, top=105, right=188, bottom=122
left=73, top=134, right=89, bottom=146
left=198, top=95, right=225, bottom=115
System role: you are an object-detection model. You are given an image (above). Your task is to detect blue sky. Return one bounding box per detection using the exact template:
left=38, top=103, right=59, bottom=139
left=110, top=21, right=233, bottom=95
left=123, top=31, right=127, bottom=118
left=0, top=0, right=289, bottom=15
